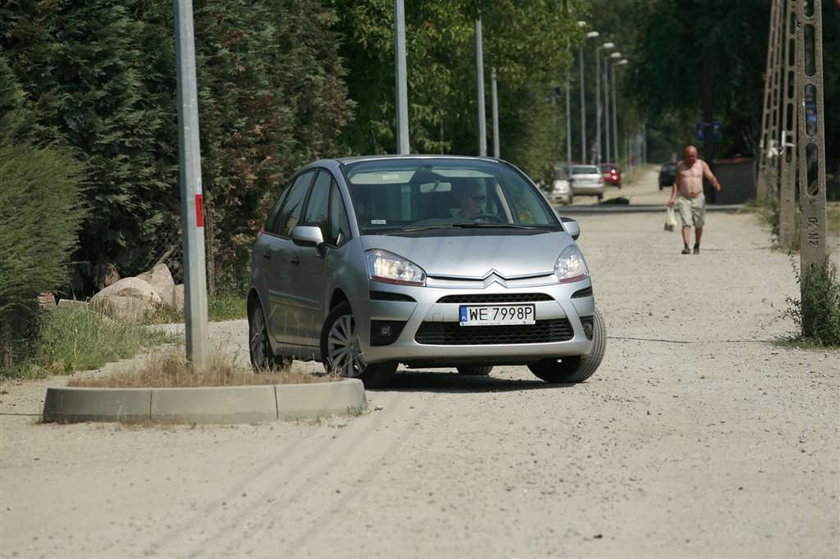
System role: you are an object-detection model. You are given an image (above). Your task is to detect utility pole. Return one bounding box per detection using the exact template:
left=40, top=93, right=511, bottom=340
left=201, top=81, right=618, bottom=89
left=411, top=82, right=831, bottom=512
left=579, top=29, right=600, bottom=163
left=768, top=0, right=785, bottom=200
left=394, top=0, right=409, bottom=154
left=612, top=59, right=627, bottom=168
left=796, top=0, right=829, bottom=333
left=492, top=67, right=500, bottom=158
left=173, top=0, right=209, bottom=369
left=565, top=70, right=571, bottom=164
left=594, top=42, right=614, bottom=165
left=779, top=0, right=798, bottom=250
left=475, top=18, right=487, bottom=157
left=757, top=0, right=782, bottom=201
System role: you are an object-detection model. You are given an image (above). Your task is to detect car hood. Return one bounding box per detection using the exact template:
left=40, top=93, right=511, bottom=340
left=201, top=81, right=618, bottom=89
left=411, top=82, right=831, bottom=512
left=362, top=230, right=572, bottom=279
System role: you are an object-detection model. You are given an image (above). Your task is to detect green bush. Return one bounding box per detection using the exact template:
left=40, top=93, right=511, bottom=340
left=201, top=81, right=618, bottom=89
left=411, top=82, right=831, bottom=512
left=785, top=259, right=840, bottom=347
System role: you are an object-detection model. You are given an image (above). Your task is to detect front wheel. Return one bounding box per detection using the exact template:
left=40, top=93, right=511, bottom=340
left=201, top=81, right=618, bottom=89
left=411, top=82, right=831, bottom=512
left=320, top=302, right=397, bottom=388
left=528, top=308, right=606, bottom=383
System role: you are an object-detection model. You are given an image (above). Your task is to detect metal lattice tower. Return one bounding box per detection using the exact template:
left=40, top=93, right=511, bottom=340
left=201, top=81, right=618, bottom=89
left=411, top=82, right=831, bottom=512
left=778, top=0, right=798, bottom=250
left=756, top=0, right=784, bottom=201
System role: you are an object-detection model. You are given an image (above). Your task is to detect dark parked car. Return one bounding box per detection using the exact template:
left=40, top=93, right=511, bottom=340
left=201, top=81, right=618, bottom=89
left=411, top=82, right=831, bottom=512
left=659, top=162, right=677, bottom=190
left=599, top=163, right=622, bottom=188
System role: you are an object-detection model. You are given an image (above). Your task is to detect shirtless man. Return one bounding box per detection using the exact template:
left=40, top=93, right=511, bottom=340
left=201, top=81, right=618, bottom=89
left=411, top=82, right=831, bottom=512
left=667, top=145, right=722, bottom=254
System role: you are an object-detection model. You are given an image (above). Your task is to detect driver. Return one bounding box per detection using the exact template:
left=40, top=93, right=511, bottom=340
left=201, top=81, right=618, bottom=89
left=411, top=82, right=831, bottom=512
left=452, top=181, right=486, bottom=220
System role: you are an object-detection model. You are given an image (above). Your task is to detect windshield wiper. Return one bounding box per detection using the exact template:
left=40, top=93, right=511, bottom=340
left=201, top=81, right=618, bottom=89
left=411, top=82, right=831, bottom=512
left=379, top=224, right=456, bottom=235
left=450, top=223, right=538, bottom=229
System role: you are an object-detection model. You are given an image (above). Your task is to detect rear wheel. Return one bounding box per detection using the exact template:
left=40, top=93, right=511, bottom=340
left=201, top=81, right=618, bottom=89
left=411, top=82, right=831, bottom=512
left=456, top=365, right=493, bottom=376
left=528, top=308, right=606, bottom=383
left=320, top=302, right=397, bottom=388
left=249, top=301, right=291, bottom=370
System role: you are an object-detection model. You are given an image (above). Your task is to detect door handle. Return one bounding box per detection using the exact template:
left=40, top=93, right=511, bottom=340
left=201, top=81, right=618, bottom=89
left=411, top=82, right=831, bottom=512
left=290, top=256, right=301, bottom=265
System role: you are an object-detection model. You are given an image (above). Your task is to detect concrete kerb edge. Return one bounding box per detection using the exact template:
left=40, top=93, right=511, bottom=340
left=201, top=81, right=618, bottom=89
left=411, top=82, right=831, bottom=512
left=42, top=379, right=367, bottom=424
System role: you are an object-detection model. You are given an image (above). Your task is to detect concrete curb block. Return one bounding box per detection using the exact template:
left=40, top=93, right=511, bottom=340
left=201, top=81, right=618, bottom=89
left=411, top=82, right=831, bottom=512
left=42, top=379, right=367, bottom=424
left=554, top=204, right=744, bottom=215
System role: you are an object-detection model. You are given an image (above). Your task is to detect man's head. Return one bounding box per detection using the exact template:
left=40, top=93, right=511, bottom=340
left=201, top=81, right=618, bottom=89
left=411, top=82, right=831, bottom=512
left=457, top=181, right=485, bottom=218
left=684, top=145, right=699, bottom=166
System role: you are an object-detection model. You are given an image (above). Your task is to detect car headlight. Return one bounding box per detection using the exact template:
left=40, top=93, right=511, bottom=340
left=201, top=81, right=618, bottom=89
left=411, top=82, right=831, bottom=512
left=554, top=245, right=589, bottom=283
left=366, top=249, right=426, bottom=286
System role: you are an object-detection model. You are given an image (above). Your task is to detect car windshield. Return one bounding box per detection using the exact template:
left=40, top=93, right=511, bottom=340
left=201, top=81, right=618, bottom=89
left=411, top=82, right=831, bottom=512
left=341, top=158, right=561, bottom=234
left=572, top=165, right=599, bottom=175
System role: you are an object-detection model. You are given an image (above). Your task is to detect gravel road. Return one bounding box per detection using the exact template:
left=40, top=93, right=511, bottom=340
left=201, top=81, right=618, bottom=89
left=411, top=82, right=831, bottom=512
left=2, top=166, right=838, bottom=558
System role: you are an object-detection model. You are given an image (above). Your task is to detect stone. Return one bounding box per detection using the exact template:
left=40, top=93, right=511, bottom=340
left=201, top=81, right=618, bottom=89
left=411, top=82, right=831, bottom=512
left=93, top=262, right=120, bottom=291
left=172, top=284, right=185, bottom=312
left=135, top=264, right=176, bottom=307
left=37, top=292, right=56, bottom=309
left=90, top=277, right=162, bottom=322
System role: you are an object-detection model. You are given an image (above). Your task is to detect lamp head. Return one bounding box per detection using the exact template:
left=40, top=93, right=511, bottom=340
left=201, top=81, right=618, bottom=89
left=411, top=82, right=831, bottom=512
left=616, top=59, right=629, bottom=66
left=610, top=52, right=622, bottom=58
left=577, top=20, right=588, bottom=27
left=586, top=31, right=600, bottom=39
left=602, top=42, right=615, bottom=49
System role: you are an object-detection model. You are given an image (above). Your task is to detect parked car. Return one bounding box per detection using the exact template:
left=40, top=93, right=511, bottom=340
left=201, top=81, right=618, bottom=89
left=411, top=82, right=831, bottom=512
left=248, top=155, right=606, bottom=387
left=599, top=163, right=622, bottom=188
left=550, top=164, right=573, bottom=205
left=569, top=164, right=605, bottom=200
left=659, top=161, right=677, bottom=190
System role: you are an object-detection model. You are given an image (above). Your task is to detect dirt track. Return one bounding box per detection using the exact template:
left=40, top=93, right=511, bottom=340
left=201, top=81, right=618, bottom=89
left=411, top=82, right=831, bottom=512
left=1, top=166, right=838, bottom=558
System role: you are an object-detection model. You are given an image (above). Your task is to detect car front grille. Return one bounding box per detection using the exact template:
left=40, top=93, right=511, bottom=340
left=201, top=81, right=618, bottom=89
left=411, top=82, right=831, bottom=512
left=436, top=293, right=554, bottom=304
left=414, top=319, right=574, bottom=345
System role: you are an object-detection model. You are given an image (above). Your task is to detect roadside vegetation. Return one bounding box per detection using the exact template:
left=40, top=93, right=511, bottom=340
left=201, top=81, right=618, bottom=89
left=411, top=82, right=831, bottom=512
left=68, top=347, right=332, bottom=388
left=783, top=259, right=840, bottom=348
left=4, top=306, right=175, bottom=379
left=143, top=290, right=247, bottom=324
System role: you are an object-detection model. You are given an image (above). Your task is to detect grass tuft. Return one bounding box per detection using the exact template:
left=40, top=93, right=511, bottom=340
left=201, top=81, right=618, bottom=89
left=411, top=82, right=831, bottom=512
left=16, top=305, right=175, bottom=377
left=68, top=347, right=337, bottom=388
left=784, top=258, right=840, bottom=347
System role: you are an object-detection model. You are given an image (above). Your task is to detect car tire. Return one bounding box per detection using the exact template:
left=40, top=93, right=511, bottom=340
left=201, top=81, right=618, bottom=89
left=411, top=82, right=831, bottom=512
left=528, top=307, right=606, bottom=384
left=248, top=300, right=291, bottom=370
left=456, top=365, right=493, bottom=376
left=320, top=301, right=397, bottom=388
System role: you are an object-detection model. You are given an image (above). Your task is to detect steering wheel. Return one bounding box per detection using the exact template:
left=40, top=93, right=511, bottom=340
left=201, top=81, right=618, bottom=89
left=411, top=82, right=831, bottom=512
left=471, top=213, right=505, bottom=223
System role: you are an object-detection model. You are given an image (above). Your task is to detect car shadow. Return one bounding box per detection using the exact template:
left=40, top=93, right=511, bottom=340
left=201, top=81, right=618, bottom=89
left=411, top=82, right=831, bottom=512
left=368, top=370, right=574, bottom=393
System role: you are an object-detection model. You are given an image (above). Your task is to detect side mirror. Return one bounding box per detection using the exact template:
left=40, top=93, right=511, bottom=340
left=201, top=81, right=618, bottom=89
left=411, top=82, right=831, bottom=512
left=559, top=216, right=580, bottom=240
left=291, top=225, right=325, bottom=250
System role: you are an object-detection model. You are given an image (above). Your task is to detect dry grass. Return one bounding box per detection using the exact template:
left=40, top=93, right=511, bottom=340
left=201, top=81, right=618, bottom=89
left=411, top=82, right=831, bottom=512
left=68, top=348, right=337, bottom=388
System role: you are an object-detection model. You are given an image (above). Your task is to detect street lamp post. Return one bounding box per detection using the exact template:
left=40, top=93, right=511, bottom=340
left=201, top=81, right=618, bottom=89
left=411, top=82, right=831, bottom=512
left=613, top=59, right=628, bottom=168
left=595, top=41, right=615, bottom=165
left=578, top=28, right=600, bottom=163
left=475, top=18, right=487, bottom=157
left=604, top=51, right=621, bottom=163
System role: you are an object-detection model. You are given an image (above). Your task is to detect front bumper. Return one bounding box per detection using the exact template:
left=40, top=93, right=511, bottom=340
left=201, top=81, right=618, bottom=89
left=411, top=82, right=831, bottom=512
left=354, top=275, right=595, bottom=367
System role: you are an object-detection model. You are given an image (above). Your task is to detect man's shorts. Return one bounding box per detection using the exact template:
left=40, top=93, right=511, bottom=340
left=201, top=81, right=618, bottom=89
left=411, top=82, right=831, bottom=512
left=677, top=194, right=706, bottom=227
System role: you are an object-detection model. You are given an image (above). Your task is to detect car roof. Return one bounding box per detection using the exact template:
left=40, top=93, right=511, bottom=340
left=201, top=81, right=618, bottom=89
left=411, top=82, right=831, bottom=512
left=333, top=154, right=501, bottom=165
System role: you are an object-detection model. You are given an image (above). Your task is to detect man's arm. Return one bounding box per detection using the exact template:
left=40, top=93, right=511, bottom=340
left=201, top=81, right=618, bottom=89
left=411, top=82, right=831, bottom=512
left=668, top=163, right=680, bottom=206
left=703, top=161, right=722, bottom=191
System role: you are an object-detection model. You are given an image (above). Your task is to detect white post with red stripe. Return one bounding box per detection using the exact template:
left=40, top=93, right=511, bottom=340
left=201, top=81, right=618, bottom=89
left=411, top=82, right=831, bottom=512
left=174, top=0, right=209, bottom=369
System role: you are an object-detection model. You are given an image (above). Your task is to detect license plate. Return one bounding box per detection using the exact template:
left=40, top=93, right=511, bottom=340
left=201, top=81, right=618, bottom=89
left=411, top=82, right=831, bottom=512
left=459, top=304, right=536, bottom=326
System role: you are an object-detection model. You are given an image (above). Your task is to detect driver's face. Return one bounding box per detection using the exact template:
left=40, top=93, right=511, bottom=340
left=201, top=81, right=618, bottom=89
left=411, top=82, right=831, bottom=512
left=461, top=190, right=485, bottom=216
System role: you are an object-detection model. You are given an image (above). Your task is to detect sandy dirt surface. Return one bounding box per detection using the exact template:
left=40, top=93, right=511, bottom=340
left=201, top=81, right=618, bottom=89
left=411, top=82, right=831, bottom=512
left=1, top=166, right=838, bottom=558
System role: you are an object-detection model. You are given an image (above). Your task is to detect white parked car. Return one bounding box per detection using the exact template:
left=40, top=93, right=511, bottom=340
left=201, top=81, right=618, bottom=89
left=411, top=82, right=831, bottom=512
left=570, top=165, right=605, bottom=201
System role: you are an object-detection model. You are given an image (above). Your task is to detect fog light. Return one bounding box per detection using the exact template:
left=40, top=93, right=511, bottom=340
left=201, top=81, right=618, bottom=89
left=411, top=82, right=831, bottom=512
left=370, top=320, right=406, bottom=346
left=580, top=316, right=594, bottom=340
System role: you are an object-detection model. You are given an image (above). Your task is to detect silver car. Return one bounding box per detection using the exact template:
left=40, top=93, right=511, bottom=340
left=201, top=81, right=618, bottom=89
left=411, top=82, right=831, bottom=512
left=248, top=155, right=606, bottom=387
left=570, top=164, right=605, bottom=200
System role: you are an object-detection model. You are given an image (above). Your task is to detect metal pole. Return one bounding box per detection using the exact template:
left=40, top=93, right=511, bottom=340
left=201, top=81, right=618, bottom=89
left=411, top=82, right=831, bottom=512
left=492, top=67, right=500, bottom=158
left=579, top=44, right=586, bottom=163
left=394, top=0, right=409, bottom=154
left=612, top=62, right=623, bottom=170
left=173, top=0, right=209, bottom=369
left=797, top=0, right=828, bottom=285
left=756, top=0, right=781, bottom=200
left=595, top=46, right=601, bottom=164
left=604, top=57, right=611, bottom=163
left=565, top=70, right=571, bottom=164
left=779, top=0, right=798, bottom=249
left=475, top=18, right=487, bottom=157
left=767, top=0, right=785, bottom=199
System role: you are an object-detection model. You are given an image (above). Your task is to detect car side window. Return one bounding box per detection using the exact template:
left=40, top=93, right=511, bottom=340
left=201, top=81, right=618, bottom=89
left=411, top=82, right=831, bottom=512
left=328, top=181, right=351, bottom=246
left=302, top=170, right=331, bottom=232
left=270, top=170, right=315, bottom=237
